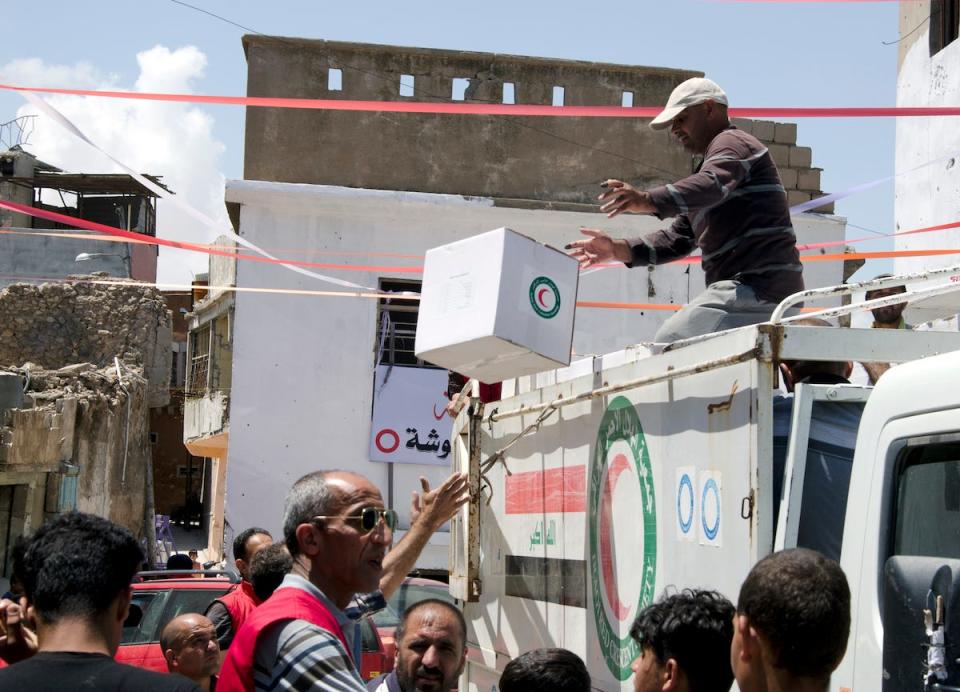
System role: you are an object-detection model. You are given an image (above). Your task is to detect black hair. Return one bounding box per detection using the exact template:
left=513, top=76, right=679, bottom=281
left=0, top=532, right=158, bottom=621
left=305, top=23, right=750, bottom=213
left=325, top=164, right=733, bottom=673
left=19, top=511, right=144, bottom=624
left=166, top=553, right=194, bottom=570
left=629, top=589, right=735, bottom=692
left=249, top=543, right=293, bottom=601
left=499, top=648, right=590, bottom=692
left=395, top=598, right=467, bottom=651
left=233, top=526, right=272, bottom=562
left=781, top=318, right=849, bottom=382
left=737, top=548, right=850, bottom=681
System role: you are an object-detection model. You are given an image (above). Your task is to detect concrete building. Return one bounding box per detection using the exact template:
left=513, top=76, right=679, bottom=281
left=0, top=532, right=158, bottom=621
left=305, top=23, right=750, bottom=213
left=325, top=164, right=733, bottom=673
left=218, top=38, right=847, bottom=571
left=150, top=290, right=206, bottom=531
left=0, top=146, right=168, bottom=288
left=183, top=238, right=236, bottom=561
left=893, top=0, right=960, bottom=325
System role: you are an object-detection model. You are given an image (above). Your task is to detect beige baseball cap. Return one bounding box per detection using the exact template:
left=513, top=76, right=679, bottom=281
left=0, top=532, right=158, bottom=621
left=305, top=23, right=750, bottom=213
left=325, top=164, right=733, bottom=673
left=649, top=77, right=728, bottom=130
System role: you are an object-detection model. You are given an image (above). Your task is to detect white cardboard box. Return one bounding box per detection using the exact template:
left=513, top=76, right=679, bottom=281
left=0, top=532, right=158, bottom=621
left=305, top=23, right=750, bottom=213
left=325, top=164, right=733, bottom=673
left=415, top=227, right=579, bottom=382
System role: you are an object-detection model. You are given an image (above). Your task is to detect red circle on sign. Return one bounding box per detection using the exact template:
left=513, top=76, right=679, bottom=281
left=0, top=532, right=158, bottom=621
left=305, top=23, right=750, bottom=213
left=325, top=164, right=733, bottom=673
left=375, top=429, right=400, bottom=454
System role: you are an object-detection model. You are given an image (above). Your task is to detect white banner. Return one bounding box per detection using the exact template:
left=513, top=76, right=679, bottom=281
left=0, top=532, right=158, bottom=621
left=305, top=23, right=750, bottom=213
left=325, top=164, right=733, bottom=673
left=370, top=365, right=452, bottom=465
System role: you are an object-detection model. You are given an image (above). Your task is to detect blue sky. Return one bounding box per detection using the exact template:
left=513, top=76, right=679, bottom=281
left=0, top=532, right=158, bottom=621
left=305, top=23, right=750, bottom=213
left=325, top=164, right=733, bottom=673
left=1, top=0, right=900, bottom=283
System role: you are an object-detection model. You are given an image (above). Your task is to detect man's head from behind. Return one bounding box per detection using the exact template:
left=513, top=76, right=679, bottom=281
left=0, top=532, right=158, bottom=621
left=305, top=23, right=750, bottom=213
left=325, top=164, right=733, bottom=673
left=249, top=542, right=293, bottom=602
left=733, top=548, right=850, bottom=692
left=282, top=470, right=392, bottom=608
left=629, top=589, right=734, bottom=692
left=499, top=648, right=591, bottom=692
left=161, top=613, right=220, bottom=683
left=232, top=526, right=273, bottom=582
left=865, top=276, right=908, bottom=326
left=779, top=318, right=852, bottom=391
left=19, top=511, right=143, bottom=651
left=650, top=77, right=730, bottom=154
left=394, top=599, right=467, bottom=692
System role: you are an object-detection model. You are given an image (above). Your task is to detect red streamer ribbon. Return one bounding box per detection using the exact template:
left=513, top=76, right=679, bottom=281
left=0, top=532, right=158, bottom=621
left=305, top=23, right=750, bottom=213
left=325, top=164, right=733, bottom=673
left=2, top=83, right=958, bottom=119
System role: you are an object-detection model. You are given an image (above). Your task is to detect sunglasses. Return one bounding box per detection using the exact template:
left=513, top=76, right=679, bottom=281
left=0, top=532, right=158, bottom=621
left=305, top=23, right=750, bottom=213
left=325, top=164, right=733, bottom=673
left=313, top=507, right=398, bottom=533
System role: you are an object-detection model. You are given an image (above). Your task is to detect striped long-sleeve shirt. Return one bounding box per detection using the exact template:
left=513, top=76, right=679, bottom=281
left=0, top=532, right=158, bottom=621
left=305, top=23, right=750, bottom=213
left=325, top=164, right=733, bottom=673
left=252, top=575, right=385, bottom=692
left=627, top=126, right=804, bottom=302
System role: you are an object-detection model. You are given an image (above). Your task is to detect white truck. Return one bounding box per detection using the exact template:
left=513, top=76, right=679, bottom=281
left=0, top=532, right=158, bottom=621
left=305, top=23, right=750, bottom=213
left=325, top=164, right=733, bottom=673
left=447, top=268, right=960, bottom=691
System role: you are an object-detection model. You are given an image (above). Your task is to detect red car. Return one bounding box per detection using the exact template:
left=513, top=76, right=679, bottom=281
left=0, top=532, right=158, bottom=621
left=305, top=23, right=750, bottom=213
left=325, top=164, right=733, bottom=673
left=117, top=571, right=390, bottom=681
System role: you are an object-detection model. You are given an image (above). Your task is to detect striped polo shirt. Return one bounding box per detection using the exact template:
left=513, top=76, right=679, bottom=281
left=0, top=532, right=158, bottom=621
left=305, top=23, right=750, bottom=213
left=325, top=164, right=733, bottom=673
left=627, top=126, right=804, bottom=302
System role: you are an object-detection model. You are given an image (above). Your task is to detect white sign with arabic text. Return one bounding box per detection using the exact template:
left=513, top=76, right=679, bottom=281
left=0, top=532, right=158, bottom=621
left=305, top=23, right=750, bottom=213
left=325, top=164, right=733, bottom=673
left=369, top=365, right=452, bottom=465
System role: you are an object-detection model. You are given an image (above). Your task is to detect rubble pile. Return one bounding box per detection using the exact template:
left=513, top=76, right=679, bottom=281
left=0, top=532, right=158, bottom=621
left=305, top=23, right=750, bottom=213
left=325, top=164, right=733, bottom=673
left=3, top=361, right=146, bottom=412
left=0, top=275, right=170, bottom=372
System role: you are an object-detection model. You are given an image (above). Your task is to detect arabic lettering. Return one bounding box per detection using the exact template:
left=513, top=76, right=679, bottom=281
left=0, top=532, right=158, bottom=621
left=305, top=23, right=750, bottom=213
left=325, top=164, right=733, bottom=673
left=404, top=428, right=452, bottom=459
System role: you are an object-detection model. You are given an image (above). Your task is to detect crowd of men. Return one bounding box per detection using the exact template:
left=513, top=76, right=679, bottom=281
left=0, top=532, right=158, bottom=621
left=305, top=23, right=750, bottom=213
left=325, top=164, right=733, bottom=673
left=0, top=462, right=850, bottom=692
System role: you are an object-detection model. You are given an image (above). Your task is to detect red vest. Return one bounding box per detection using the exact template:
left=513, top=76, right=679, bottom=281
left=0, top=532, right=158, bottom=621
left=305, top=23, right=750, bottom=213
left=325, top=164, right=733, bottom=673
left=217, top=586, right=351, bottom=692
left=217, top=580, right=260, bottom=635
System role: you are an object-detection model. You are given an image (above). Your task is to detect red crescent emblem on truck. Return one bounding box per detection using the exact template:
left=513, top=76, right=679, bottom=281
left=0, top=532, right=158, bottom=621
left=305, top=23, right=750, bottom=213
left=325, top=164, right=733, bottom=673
left=599, top=453, right=633, bottom=622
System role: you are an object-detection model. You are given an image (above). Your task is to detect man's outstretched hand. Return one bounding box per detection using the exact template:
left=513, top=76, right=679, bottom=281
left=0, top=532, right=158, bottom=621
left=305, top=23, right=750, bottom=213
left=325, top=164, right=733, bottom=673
left=565, top=228, right=632, bottom=269
left=597, top=179, right=657, bottom=217
left=410, top=472, right=470, bottom=530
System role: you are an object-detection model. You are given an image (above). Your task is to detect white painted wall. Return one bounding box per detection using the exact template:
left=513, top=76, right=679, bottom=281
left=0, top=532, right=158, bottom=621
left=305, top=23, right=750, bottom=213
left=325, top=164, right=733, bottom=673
left=895, top=32, right=960, bottom=275
left=222, top=180, right=845, bottom=569
left=895, top=32, right=960, bottom=317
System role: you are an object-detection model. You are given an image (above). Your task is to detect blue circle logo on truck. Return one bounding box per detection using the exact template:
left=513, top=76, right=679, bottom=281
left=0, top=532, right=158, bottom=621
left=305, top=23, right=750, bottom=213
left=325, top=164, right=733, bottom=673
left=589, top=396, right=657, bottom=681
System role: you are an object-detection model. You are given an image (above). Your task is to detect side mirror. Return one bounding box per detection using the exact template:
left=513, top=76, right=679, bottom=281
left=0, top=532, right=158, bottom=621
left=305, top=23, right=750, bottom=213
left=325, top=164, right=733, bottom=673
left=883, top=556, right=960, bottom=691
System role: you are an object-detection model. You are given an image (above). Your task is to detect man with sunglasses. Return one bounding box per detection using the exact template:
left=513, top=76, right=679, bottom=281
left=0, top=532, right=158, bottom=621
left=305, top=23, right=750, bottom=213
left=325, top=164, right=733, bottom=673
left=219, top=470, right=468, bottom=691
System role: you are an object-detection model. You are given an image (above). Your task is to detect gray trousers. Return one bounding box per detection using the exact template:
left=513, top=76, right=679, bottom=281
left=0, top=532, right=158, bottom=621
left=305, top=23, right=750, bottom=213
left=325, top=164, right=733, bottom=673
left=654, top=280, right=792, bottom=343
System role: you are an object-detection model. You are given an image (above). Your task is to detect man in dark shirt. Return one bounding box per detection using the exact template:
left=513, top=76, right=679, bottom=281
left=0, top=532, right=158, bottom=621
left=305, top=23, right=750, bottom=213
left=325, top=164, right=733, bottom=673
left=0, top=511, right=198, bottom=692
left=566, top=77, right=803, bottom=343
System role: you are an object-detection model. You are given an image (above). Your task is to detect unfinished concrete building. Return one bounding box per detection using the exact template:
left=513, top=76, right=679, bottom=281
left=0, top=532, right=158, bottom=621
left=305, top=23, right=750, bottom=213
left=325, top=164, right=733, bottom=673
left=0, top=278, right=171, bottom=583
left=241, top=38, right=830, bottom=210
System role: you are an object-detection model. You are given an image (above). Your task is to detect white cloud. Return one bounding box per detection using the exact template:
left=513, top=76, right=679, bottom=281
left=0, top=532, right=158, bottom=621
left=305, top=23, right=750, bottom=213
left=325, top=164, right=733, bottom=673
left=1, top=46, right=228, bottom=285
left=0, top=58, right=112, bottom=90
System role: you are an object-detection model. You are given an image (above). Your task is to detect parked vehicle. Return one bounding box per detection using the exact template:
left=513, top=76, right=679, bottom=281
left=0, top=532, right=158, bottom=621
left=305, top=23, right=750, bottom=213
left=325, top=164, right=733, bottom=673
left=117, top=570, right=391, bottom=681
left=118, top=571, right=236, bottom=673
left=447, top=271, right=960, bottom=691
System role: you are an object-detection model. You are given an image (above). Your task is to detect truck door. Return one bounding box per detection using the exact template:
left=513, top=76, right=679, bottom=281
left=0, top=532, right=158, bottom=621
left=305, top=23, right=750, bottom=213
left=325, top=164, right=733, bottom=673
left=882, top=433, right=960, bottom=691
left=773, top=383, right=869, bottom=559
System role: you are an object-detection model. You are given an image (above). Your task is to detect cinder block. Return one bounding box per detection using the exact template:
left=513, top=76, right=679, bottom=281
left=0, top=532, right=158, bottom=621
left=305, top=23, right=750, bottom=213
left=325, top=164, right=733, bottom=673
left=731, top=118, right=754, bottom=134
left=753, top=120, right=775, bottom=141
left=789, top=146, right=812, bottom=168
left=787, top=190, right=812, bottom=206
left=797, top=167, right=822, bottom=191
left=767, top=144, right=790, bottom=167
left=774, top=122, right=798, bottom=144
left=778, top=168, right=798, bottom=188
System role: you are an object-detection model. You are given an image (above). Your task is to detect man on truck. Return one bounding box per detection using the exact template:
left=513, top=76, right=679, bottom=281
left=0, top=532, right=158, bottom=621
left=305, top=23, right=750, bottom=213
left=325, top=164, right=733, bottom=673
left=565, top=77, right=803, bottom=343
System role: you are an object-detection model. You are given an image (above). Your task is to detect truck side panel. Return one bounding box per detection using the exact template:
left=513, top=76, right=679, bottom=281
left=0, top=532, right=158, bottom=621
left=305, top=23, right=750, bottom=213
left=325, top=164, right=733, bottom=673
left=462, top=359, right=767, bottom=690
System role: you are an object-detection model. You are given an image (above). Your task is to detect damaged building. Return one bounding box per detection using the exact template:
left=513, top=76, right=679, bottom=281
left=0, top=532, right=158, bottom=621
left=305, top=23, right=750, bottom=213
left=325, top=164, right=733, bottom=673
left=0, top=277, right=171, bottom=584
